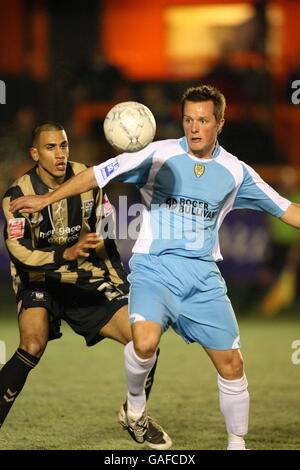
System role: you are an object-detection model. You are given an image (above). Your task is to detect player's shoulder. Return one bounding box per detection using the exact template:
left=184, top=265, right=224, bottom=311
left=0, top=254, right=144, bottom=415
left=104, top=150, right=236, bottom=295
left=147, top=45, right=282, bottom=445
left=68, top=161, right=101, bottom=199
left=217, top=146, right=256, bottom=176
left=216, top=145, right=246, bottom=167
left=150, top=137, right=185, bottom=156
left=3, top=169, right=35, bottom=199
left=68, top=160, right=89, bottom=175
left=216, top=145, right=241, bottom=163
left=215, top=145, right=245, bottom=183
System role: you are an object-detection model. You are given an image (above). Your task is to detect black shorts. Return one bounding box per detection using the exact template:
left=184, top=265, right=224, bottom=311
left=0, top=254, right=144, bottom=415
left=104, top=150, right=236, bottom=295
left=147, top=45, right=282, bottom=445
left=16, top=282, right=129, bottom=346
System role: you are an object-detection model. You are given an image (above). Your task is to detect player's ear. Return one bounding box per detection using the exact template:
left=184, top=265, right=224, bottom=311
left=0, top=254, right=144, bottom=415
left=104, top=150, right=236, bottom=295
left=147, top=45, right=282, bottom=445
left=30, top=146, right=39, bottom=162
left=217, top=119, right=225, bottom=135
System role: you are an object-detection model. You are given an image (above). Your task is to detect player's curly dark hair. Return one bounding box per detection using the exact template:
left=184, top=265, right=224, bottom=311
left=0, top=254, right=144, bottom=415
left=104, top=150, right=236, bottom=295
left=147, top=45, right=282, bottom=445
left=181, top=85, right=226, bottom=122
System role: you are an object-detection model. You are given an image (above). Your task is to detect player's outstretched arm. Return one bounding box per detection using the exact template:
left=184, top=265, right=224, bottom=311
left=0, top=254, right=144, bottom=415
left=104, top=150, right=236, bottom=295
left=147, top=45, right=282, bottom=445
left=10, top=167, right=97, bottom=214
left=280, top=202, right=300, bottom=228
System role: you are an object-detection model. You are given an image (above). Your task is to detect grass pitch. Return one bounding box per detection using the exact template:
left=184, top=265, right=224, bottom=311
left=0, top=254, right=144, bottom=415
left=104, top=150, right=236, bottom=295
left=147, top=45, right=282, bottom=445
left=0, top=309, right=299, bottom=450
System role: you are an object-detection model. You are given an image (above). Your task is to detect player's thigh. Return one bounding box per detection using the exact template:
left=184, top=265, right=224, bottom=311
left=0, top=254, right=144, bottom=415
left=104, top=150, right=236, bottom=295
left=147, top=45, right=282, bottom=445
left=19, top=307, right=49, bottom=356
left=204, top=347, right=245, bottom=380
left=99, top=304, right=132, bottom=345
left=129, top=267, right=175, bottom=328
left=62, top=284, right=129, bottom=347
left=177, top=295, right=240, bottom=350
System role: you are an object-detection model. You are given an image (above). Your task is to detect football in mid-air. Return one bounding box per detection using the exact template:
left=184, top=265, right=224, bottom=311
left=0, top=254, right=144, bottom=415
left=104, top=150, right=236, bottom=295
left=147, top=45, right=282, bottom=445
left=103, top=101, right=156, bottom=152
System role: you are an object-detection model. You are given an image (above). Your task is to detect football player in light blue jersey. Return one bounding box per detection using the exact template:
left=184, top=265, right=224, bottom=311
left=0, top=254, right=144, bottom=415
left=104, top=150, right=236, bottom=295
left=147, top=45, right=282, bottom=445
left=11, top=85, right=300, bottom=450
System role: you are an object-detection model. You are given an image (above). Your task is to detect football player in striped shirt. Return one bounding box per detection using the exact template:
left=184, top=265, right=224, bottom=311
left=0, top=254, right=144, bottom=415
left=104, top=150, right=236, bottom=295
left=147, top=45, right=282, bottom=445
left=2, top=122, right=171, bottom=450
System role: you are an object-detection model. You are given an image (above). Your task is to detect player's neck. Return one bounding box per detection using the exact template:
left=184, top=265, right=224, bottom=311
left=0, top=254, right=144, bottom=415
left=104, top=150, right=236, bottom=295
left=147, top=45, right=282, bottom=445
left=188, top=141, right=217, bottom=159
left=36, top=166, right=65, bottom=189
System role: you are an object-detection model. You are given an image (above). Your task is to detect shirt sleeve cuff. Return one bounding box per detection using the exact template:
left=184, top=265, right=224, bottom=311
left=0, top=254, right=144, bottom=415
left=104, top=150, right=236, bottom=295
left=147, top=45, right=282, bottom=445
left=93, top=165, right=106, bottom=188
left=277, top=199, right=292, bottom=217
left=54, top=246, right=67, bottom=266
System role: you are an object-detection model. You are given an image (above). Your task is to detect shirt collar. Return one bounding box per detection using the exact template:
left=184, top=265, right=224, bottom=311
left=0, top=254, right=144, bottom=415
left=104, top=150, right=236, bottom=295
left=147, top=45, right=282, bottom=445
left=179, top=137, right=220, bottom=159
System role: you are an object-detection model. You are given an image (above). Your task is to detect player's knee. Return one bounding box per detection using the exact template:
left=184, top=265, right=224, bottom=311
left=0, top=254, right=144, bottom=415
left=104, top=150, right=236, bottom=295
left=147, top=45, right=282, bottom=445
left=219, top=356, right=244, bottom=380
left=20, top=337, right=47, bottom=358
left=134, top=338, right=158, bottom=359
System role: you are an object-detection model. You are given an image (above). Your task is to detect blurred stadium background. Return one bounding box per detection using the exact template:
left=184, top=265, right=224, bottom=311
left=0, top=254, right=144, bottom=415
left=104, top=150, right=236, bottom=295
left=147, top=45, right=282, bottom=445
left=0, top=0, right=299, bottom=450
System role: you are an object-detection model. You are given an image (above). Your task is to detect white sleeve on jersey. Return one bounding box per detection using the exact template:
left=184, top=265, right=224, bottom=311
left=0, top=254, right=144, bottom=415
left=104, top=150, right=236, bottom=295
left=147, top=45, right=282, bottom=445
left=233, top=162, right=291, bottom=217
left=93, top=141, right=163, bottom=189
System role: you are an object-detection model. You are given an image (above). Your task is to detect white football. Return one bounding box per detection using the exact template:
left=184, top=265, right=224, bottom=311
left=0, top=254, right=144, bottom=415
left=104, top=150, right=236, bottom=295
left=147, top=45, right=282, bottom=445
left=103, top=101, right=156, bottom=152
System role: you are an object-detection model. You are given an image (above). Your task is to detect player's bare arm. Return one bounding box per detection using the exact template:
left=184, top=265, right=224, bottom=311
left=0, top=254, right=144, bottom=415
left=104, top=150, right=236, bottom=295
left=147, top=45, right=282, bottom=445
left=10, top=167, right=97, bottom=214
left=280, top=202, right=300, bottom=228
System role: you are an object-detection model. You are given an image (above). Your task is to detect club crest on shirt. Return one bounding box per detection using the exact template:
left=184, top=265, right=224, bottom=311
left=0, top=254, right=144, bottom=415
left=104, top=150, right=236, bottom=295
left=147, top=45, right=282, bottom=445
left=194, top=164, right=205, bottom=177
left=83, top=200, right=94, bottom=218
left=8, top=218, right=25, bottom=240
left=32, top=291, right=45, bottom=301
left=30, top=213, right=43, bottom=227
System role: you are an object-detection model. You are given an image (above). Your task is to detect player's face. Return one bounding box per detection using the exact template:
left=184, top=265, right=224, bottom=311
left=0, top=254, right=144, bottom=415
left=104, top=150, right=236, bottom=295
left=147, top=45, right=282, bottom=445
left=182, top=100, right=224, bottom=158
left=30, top=130, right=69, bottom=186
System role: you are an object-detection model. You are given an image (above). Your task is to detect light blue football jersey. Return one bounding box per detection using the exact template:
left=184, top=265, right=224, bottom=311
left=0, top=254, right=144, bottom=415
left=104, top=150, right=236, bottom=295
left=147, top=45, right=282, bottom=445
left=93, top=138, right=290, bottom=261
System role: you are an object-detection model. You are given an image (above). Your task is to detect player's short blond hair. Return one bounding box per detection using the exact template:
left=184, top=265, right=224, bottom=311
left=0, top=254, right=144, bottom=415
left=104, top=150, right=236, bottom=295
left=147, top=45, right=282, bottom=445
left=181, top=85, right=226, bottom=122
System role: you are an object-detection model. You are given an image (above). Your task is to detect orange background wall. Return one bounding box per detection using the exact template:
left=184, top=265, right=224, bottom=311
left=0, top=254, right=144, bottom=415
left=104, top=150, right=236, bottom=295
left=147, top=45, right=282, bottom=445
left=1, top=0, right=300, bottom=81
left=0, top=0, right=49, bottom=79
left=101, top=0, right=167, bottom=79
left=0, top=0, right=25, bottom=73
left=101, top=0, right=300, bottom=80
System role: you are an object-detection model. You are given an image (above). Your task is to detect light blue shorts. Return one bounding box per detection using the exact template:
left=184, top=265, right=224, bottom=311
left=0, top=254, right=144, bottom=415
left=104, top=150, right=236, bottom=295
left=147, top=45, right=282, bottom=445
left=128, top=253, right=240, bottom=350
